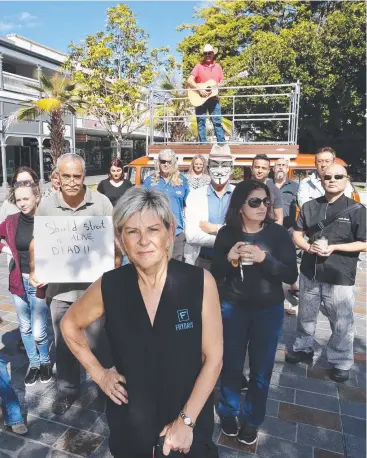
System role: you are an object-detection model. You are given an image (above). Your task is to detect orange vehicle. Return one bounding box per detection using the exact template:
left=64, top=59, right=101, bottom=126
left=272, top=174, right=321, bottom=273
left=126, top=145, right=360, bottom=203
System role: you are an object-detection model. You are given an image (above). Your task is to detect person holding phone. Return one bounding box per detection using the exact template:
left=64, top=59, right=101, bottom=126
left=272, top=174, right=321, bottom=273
left=0, top=182, right=51, bottom=387
left=60, top=187, right=223, bottom=458
left=212, top=180, right=298, bottom=446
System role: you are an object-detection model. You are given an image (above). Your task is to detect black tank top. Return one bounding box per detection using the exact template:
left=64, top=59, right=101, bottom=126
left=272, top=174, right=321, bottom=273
left=101, top=259, right=216, bottom=458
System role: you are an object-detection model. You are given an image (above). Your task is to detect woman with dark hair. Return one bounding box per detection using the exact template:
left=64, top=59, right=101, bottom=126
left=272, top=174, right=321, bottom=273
left=97, top=158, right=132, bottom=206
left=0, top=182, right=51, bottom=387
left=212, top=180, right=298, bottom=446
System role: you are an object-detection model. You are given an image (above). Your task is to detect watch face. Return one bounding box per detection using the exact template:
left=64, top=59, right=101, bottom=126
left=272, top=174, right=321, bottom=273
left=184, top=418, right=191, bottom=425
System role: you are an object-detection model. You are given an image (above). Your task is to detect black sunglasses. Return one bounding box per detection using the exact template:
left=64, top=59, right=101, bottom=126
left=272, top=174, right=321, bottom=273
left=159, top=159, right=172, bottom=165
left=323, top=174, right=347, bottom=181
left=14, top=180, right=33, bottom=188
left=203, top=52, right=213, bottom=55
left=244, top=197, right=271, bottom=208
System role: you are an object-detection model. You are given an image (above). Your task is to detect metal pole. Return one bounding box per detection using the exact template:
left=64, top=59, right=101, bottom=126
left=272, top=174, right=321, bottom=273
left=232, top=96, right=235, bottom=139
left=149, top=88, right=154, bottom=145
left=38, top=115, right=44, bottom=186
left=294, top=80, right=301, bottom=145
left=1, top=134, right=7, bottom=189
left=0, top=54, right=3, bottom=91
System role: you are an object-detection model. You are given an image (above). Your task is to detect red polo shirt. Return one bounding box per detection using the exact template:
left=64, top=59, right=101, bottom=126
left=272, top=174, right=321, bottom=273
left=191, top=62, right=224, bottom=84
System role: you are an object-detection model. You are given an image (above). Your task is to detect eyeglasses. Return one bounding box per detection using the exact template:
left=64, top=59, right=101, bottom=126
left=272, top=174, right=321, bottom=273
left=14, top=180, right=33, bottom=188
left=203, top=52, right=214, bottom=55
left=159, top=159, right=172, bottom=165
left=323, top=174, right=348, bottom=181
left=244, top=197, right=271, bottom=208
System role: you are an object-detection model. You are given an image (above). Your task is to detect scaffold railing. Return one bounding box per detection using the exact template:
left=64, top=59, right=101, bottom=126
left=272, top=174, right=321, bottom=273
left=148, top=81, right=301, bottom=146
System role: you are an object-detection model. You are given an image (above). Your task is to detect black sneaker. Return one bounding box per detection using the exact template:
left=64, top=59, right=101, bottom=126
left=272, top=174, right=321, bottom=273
left=285, top=350, right=314, bottom=365
left=40, top=364, right=53, bottom=384
left=238, top=423, right=258, bottom=445
left=330, top=368, right=349, bottom=383
left=24, top=367, right=40, bottom=386
left=220, top=416, right=238, bottom=437
left=241, top=375, right=249, bottom=393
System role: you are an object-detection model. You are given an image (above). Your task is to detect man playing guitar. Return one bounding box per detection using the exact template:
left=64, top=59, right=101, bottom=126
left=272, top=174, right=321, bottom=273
left=187, top=44, right=225, bottom=144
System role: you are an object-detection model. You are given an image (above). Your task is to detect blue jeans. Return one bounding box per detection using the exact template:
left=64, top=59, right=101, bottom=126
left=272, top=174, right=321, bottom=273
left=217, top=301, right=284, bottom=427
left=12, top=274, right=50, bottom=368
left=0, top=356, right=24, bottom=426
left=195, top=98, right=225, bottom=143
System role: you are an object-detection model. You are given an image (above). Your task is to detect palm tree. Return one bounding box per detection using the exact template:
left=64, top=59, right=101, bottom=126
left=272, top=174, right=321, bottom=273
left=151, top=73, right=232, bottom=142
left=7, top=73, right=84, bottom=165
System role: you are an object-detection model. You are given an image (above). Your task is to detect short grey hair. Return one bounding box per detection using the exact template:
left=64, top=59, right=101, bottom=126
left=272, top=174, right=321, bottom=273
left=56, top=153, right=86, bottom=173
left=113, top=187, right=176, bottom=258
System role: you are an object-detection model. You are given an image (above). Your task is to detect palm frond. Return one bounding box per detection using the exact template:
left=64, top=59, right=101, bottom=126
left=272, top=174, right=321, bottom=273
left=16, top=105, right=42, bottom=121
left=40, top=73, right=54, bottom=90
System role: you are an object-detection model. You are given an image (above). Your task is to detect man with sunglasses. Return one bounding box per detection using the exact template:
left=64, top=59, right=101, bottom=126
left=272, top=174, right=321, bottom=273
left=185, top=144, right=234, bottom=267
left=298, top=147, right=354, bottom=208
left=187, top=44, right=225, bottom=144
left=143, top=149, right=189, bottom=261
left=286, top=164, right=366, bottom=382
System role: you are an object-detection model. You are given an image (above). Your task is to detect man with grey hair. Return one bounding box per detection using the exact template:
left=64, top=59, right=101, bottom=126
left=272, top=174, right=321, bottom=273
left=297, top=147, right=354, bottom=208
left=143, top=149, right=189, bottom=261
left=30, top=153, right=114, bottom=415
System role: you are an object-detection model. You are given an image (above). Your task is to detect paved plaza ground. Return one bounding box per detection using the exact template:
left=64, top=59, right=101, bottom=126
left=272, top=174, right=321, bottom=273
left=0, top=241, right=365, bottom=457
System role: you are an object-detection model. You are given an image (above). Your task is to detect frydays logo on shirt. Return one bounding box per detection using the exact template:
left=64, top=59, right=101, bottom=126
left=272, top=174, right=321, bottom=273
left=176, top=309, right=194, bottom=331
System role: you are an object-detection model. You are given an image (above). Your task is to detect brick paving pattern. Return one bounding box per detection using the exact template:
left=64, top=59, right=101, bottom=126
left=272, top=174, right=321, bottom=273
left=0, top=253, right=365, bottom=458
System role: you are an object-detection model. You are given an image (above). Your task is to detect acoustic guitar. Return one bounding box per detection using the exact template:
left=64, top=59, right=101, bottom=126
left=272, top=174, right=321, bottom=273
left=187, top=71, right=249, bottom=107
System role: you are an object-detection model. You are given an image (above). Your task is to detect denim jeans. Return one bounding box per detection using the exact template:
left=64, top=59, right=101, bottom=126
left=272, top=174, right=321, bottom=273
left=12, top=274, right=50, bottom=368
left=195, top=98, right=225, bottom=143
left=217, top=301, right=284, bottom=427
left=0, top=356, right=24, bottom=426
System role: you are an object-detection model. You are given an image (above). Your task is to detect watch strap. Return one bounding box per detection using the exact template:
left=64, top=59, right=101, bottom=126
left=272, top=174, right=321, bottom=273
left=179, top=410, right=196, bottom=428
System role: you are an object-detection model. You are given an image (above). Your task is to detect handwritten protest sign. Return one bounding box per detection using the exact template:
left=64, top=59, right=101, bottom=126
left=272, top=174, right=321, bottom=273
left=34, top=216, right=114, bottom=283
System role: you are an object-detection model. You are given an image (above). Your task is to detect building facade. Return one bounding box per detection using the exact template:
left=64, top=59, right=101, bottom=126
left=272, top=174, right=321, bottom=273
left=0, top=34, right=151, bottom=187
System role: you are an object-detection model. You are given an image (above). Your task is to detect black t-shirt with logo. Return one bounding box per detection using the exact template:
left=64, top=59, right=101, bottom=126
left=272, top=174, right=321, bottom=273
left=295, top=195, right=366, bottom=285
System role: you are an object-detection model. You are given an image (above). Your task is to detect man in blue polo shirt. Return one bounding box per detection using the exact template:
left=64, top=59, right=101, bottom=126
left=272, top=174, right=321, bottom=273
left=143, top=149, right=189, bottom=261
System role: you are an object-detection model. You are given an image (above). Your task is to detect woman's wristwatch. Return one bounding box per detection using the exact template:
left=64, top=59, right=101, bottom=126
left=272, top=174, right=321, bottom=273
left=179, top=411, right=196, bottom=429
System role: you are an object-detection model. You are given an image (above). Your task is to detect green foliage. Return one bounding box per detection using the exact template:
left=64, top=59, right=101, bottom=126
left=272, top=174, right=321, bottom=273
left=178, top=1, right=366, bottom=175
left=64, top=3, right=173, bottom=157
left=8, top=73, right=84, bottom=165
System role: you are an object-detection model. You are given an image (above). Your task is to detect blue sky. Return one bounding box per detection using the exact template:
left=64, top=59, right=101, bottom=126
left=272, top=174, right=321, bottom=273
left=0, top=1, right=208, bottom=60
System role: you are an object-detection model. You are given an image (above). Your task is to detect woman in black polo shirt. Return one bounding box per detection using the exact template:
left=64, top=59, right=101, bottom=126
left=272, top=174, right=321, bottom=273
left=212, top=180, right=298, bottom=446
left=60, top=187, right=223, bottom=458
left=97, top=158, right=132, bottom=206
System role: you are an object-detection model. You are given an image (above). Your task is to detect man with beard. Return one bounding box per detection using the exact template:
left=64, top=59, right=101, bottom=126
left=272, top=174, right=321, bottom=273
left=185, top=144, right=234, bottom=268
left=274, top=157, right=300, bottom=313
left=251, top=154, right=283, bottom=224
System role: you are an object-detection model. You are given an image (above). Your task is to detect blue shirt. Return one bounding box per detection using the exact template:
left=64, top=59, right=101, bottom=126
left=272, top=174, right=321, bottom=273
left=200, top=184, right=233, bottom=258
left=143, top=174, right=190, bottom=236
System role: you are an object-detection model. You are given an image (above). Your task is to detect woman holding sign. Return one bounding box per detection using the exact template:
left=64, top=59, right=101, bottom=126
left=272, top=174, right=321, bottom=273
left=61, top=187, right=222, bottom=458
left=0, top=182, right=51, bottom=387
left=211, top=180, right=298, bottom=446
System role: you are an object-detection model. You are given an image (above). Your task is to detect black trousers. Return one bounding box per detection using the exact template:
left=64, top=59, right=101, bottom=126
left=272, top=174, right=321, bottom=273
left=51, top=298, right=113, bottom=397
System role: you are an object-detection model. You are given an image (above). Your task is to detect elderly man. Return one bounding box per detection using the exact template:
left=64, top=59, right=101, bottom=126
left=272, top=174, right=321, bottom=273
left=185, top=144, right=234, bottom=268
left=187, top=44, right=225, bottom=144
left=143, top=149, right=189, bottom=261
left=30, top=153, right=114, bottom=415
left=274, top=157, right=300, bottom=309
left=286, top=164, right=366, bottom=382
left=298, top=147, right=354, bottom=208
left=251, top=154, right=283, bottom=224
